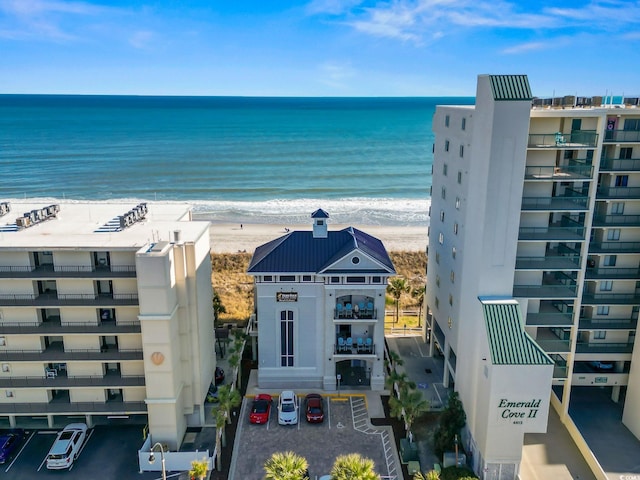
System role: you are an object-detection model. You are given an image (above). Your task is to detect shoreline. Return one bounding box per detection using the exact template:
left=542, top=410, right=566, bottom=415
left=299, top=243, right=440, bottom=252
left=206, top=221, right=428, bottom=253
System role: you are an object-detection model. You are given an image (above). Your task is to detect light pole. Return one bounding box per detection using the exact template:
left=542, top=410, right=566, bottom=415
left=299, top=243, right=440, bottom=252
left=148, top=442, right=167, bottom=480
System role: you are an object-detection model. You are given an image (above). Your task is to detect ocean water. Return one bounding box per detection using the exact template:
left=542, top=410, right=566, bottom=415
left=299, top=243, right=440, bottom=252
left=0, top=95, right=474, bottom=226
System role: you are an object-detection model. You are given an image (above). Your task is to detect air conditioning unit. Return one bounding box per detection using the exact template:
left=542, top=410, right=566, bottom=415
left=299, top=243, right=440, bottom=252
left=0, top=202, right=9, bottom=216
left=16, top=216, right=31, bottom=228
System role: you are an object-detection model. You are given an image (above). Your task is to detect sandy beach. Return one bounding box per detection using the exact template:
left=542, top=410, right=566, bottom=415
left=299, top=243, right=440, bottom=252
left=205, top=222, right=428, bottom=253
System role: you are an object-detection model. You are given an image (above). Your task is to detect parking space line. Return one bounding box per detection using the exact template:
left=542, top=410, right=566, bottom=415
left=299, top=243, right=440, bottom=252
left=4, top=430, right=36, bottom=473
left=327, top=396, right=331, bottom=429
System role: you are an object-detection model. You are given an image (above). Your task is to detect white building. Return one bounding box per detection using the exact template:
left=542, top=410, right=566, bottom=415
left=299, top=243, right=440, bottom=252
left=426, top=74, right=640, bottom=478
left=247, top=209, right=395, bottom=391
left=0, top=201, right=215, bottom=449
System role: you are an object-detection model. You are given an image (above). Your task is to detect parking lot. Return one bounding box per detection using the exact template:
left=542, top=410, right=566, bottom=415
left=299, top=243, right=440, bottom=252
left=1, top=424, right=164, bottom=480
left=230, top=394, right=399, bottom=480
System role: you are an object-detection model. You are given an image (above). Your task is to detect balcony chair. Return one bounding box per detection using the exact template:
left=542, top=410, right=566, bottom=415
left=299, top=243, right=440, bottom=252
left=338, top=337, right=346, bottom=353
left=365, top=337, right=373, bottom=353
left=346, top=337, right=353, bottom=352
left=367, top=302, right=374, bottom=316
left=345, top=303, right=353, bottom=318
left=358, top=301, right=365, bottom=311
left=336, top=303, right=344, bottom=318
left=356, top=337, right=365, bottom=353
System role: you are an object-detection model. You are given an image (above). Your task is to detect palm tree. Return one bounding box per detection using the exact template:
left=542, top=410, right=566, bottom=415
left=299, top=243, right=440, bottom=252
left=189, top=457, right=209, bottom=480
left=212, top=290, right=226, bottom=327
left=390, top=389, right=430, bottom=439
left=384, top=370, right=416, bottom=396
left=213, top=406, right=226, bottom=471
left=330, top=453, right=379, bottom=480
left=414, top=470, right=440, bottom=480
left=411, top=285, right=425, bottom=327
left=264, top=451, right=309, bottom=480
left=228, top=352, right=241, bottom=389
left=216, top=384, right=241, bottom=425
left=387, top=277, right=410, bottom=324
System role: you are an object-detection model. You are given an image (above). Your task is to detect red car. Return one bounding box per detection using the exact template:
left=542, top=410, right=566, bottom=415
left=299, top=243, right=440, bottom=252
left=249, top=394, right=272, bottom=424
left=305, top=393, right=324, bottom=423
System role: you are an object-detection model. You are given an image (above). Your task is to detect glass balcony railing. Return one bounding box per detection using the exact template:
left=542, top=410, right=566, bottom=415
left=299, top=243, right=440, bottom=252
left=519, top=224, right=586, bottom=241
left=578, top=317, right=638, bottom=330
left=0, top=264, right=136, bottom=278
left=521, top=196, right=589, bottom=211
left=513, top=284, right=578, bottom=299
left=575, top=342, right=634, bottom=354
left=596, top=187, right=640, bottom=199
left=599, top=158, right=640, bottom=172
left=585, top=267, right=640, bottom=280
left=535, top=339, right=572, bottom=353
left=524, top=165, right=593, bottom=180
left=516, top=255, right=581, bottom=270
left=0, top=292, right=139, bottom=307
left=604, top=130, right=640, bottom=143
left=529, top=131, right=598, bottom=148
left=592, top=214, right=640, bottom=227
left=526, top=311, right=574, bottom=326
left=0, top=401, right=147, bottom=415
left=589, top=241, right=640, bottom=253
left=582, top=293, right=640, bottom=305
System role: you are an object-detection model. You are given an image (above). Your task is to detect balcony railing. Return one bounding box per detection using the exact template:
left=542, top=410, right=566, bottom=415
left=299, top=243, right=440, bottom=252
left=518, top=225, right=586, bottom=241
left=599, top=158, right=640, bottom=172
left=334, top=339, right=376, bottom=355
left=534, top=339, right=572, bottom=353
left=596, top=187, right=640, bottom=200
left=333, top=308, right=378, bottom=320
left=591, top=214, right=640, bottom=227
left=604, top=130, right=640, bottom=143
left=0, top=401, right=147, bottom=415
left=0, top=374, right=145, bottom=389
left=516, top=255, right=581, bottom=270
left=524, top=165, right=593, bottom=180
left=553, top=365, right=569, bottom=379
left=582, top=293, right=640, bottom=305
left=589, top=241, right=640, bottom=253
left=513, top=284, right=578, bottom=299
left=575, top=342, right=635, bottom=354
left=521, top=196, right=589, bottom=211
left=0, top=292, right=139, bottom=307
left=529, top=131, right=598, bottom=148
left=0, top=347, right=144, bottom=362
left=0, top=264, right=136, bottom=279
left=526, top=311, right=574, bottom=327
left=578, top=317, right=638, bottom=330
left=585, top=267, right=640, bottom=280
left=0, top=318, right=141, bottom=335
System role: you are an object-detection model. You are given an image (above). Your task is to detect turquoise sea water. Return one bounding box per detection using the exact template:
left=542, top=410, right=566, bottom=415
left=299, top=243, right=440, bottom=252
left=0, top=95, right=474, bottom=226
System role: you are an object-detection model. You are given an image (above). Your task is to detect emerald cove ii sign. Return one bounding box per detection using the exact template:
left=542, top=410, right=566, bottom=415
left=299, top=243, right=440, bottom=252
left=276, top=292, right=298, bottom=302
left=498, top=398, right=542, bottom=424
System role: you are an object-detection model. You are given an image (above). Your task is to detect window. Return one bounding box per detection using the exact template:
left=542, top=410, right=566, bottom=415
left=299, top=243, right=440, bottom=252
left=5, top=390, right=13, bottom=398
left=450, top=270, right=455, bottom=283
left=459, top=145, right=464, bottom=157
left=604, top=255, right=617, bottom=266
left=280, top=310, right=294, bottom=367
left=624, top=119, right=640, bottom=131
left=302, top=275, right=312, bottom=282
left=597, top=306, right=610, bottom=315
left=435, top=297, right=439, bottom=309
left=449, top=294, right=453, bottom=306
left=453, top=223, right=458, bottom=235
left=279, top=275, right=295, bottom=282
left=317, top=220, right=324, bottom=225
left=457, top=171, right=462, bottom=184
left=452, top=247, right=456, bottom=259
left=607, top=229, right=621, bottom=241
left=372, top=276, right=381, bottom=283
left=445, top=140, right=450, bottom=152
left=351, top=256, right=360, bottom=264
left=0, top=337, right=5, bottom=347
left=619, top=147, right=633, bottom=160
left=571, top=119, right=582, bottom=131
left=455, top=197, right=461, bottom=209
left=593, top=330, right=607, bottom=340
left=263, top=275, right=273, bottom=282
left=461, top=118, right=466, bottom=130
left=443, top=164, right=448, bottom=175
left=1, top=364, right=9, bottom=373
left=438, top=232, right=444, bottom=244
left=445, top=115, right=450, bottom=127
left=435, top=252, right=440, bottom=264
left=564, top=149, right=574, bottom=160
left=440, top=210, right=445, bottom=222
left=600, top=280, right=613, bottom=291
left=330, top=276, right=340, bottom=283
left=346, top=276, right=366, bottom=283
left=615, top=175, right=629, bottom=187
left=611, top=202, right=625, bottom=214
left=436, top=275, right=440, bottom=287
left=441, top=186, right=446, bottom=199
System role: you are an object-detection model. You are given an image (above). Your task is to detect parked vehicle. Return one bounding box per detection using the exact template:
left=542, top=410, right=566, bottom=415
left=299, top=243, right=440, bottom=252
left=215, top=366, right=225, bottom=385
left=305, top=393, right=324, bottom=423
left=0, top=429, right=24, bottom=464
left=46, top=423, right=88, bottom=470
left=206, top=383, right=219, bottom=403
left=589, top=361, right=614, bottom=371
left=249, top=394, right=272, bottom=424
left=278, top=390, right=298, bottom=425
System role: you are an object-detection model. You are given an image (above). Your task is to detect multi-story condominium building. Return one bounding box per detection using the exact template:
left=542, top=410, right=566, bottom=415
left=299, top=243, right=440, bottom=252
left=247, top=209, right=395, bottom=391
left=0, top=201, right=215, bottom=449
left=425, top=74, right=640, bottom=479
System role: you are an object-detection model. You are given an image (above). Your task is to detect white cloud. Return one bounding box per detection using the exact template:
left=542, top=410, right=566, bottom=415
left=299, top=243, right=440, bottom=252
left=129, top=30, right=154, bottom=50
left=317, top=62, right=356, bottom=89
left=501, top=41, right=549, bottom=55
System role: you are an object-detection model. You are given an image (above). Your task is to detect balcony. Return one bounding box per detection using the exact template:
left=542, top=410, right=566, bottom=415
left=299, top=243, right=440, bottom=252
left=603, top=130, right=640, bottom=143
left=0, top=292, right=139, bottom=307
left=0, top=264, right=136, bottom=279
left=521, top=195, right=589, bottom=212
left=526, top=302, right=574, bottom=326
left=591, top=214, right=640, bottom=227
left=0, top=371, right=145, bottom=389
left=534, top=338, right=572, bottom=354
left=0, top=343, right=143, bottom=362
left=513, top=273, right=578, bottom=299
left=596, top=187, right=640, bottom=200
left=334, top=306, right=378, bottom=321
left=589, top=241, right=640, bottom=254
left=578, top=317, right=638, bottom=330
left=518, top=223, right=586, bottom=241
left=575, top=342, right=635, bottom=354
left=585, top=267, right=640, bottom=280
left=333, top=337, right=376, bottom=356
left=599, top=158, right=640, bottom=172
left=524, top=165, right=593, bottom=181
left=528, top=131, right=598, bottom=149
left=0, top=400, right=147, bottom=415
left=0, top=317, right=141, bottom=335
left=581, top=292, right=640, bottom=305
left=516, top=254, right=581, bottom=271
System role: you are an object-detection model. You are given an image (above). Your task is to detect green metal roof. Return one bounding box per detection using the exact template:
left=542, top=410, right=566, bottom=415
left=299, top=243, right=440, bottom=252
left=489, top=75, right=532, bottom=101
left=481, top=299, right=553, bottom=365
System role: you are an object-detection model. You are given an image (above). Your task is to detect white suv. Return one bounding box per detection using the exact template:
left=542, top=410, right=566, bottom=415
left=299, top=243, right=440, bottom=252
left=46, top=423, right=88, bottom=470
left=278, top=390, right=298, bottom=425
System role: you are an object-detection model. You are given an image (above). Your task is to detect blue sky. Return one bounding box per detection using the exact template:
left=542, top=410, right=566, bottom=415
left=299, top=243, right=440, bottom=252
left=1, top=0, right=639, bottom=96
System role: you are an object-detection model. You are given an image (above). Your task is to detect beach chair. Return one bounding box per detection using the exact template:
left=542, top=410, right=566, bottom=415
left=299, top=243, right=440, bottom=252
left=336, top=303, right=343, bottom=318
left=346, top=337, right=353, bottom=353
left=367, top=301, right=374, bottom=316
left=365, top=337, right=373, bottom=353
left=345, top=303, right=353, bottom=318
left=356, top=337, right=364, bottom=353
left=358, top=301, right=365, bottom=312
left=337, top=337, right=346, bottom=353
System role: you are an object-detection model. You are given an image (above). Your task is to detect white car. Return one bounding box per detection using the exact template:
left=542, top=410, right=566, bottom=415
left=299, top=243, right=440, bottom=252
left=46, top=423, right=88, bottom=470
left=278, top=390, right=298, bottom=425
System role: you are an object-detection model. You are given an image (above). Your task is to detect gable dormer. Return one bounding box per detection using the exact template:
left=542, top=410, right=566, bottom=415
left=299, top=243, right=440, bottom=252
left=311, top=208, right=329, bottom=239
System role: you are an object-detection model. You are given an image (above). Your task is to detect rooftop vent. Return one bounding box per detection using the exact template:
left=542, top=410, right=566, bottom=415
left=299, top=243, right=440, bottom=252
left=15, top=204, right=60, bottom=229
left=118, top=203, right=148, bottom=230
left=0, top=201, right=10, bottom=217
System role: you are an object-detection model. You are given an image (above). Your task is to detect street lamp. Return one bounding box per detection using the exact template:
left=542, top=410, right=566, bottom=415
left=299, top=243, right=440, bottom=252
left=148, top=442, right=167, bottom=480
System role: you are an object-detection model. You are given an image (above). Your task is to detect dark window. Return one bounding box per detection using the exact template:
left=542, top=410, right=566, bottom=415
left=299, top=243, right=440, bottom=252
left=372, top=276, right=381, bottom=283
left=461, top=118, right=466, bottom=130
left=263, top=275, right=273, bottom=282
left=330, top=277, right=340, bottom=283
left=624, top=119, right=640, bottom=131
left=279, top=275, right=295, bottom=282
left=616, top=175, right=629, bottom=187
left=620, top=148, right=633, bottom=159
left=280, top=310, right=294, bottom=367
left=302, top=275, right=312, bottom=282
left=445, top=115, right=450, bottom=127
left=346, top=276, right=366, bottom=283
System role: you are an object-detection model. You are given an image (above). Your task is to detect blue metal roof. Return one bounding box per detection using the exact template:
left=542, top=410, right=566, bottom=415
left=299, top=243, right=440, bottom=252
left=247, top=226, right=395, bottom=274
left=311, top=208, right=330, bottom=219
